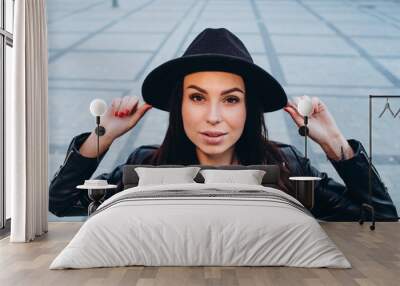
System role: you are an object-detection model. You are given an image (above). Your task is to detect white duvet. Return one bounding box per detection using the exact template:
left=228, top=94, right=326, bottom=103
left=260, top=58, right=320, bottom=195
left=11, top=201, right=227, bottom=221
left=50, top=183, right=351, bottom=269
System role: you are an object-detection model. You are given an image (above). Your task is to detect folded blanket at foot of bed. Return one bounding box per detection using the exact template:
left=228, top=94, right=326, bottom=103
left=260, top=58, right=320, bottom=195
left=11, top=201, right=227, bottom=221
left=49, top=183, right=351, bottom=269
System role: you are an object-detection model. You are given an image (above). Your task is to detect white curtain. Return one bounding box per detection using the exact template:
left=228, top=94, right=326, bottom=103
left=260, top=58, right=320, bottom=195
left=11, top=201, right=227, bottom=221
left=8, top=0, right=49, bottom=242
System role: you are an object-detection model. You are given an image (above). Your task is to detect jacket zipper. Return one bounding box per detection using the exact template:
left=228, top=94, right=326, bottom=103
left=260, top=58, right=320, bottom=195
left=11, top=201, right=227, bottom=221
left=360, top=150, right=382, bottom=181
left=53, top=150, right=74, bottom=179
left=63, top=150, right=74, bottom=165
left=360, top=150, right=389, bottom=194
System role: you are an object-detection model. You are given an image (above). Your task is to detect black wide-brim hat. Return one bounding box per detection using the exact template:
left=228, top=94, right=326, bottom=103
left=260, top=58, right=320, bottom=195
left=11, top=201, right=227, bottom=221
left=142, top=28, right=287, bottom=113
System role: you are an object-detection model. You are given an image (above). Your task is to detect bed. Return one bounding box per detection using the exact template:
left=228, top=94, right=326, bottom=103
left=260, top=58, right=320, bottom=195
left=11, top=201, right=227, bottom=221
left=49, top=165, right=351, bottom=269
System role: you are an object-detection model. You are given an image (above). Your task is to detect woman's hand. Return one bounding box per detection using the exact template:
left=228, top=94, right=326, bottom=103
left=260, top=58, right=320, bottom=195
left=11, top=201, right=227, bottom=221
left=283, top=95, right=354, bottom=160
left=79, top=96, right=152, bottom=159
left=102, top=96, right=153, bottom=141
left=283, top=95, right=340, bottom=145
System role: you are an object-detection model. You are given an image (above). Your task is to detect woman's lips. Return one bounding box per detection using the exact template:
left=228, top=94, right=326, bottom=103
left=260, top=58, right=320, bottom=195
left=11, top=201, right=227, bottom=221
left=199, top=132, right=227, bottom=145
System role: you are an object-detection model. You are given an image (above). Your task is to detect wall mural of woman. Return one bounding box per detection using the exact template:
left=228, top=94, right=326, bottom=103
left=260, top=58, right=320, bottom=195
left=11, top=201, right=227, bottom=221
left=48, top=28, right=398, bottom=221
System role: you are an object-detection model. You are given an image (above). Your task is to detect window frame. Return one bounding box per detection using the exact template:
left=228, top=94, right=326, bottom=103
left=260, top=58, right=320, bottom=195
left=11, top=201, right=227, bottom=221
left=0, top=0, right=13, bottom=233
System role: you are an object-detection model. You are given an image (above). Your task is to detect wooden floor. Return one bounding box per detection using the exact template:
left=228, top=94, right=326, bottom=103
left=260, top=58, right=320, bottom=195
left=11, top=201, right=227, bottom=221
left=0, top=222, right=399, bottom=286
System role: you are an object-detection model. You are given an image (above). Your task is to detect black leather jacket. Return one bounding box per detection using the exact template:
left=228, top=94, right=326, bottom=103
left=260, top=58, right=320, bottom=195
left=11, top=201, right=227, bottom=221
left=49, top=132, right=398, bottom=221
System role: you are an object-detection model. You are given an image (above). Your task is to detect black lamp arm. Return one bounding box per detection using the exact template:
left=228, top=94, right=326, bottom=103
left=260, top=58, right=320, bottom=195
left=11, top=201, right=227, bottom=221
left=298, top=115, right=309, bottom=160
left=94, top=116, right=106, bottom=164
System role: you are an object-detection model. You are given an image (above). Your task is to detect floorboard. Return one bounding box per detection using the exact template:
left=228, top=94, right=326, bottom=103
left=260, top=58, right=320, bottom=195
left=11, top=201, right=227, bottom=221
left=0, top=222, right=399, bottom=286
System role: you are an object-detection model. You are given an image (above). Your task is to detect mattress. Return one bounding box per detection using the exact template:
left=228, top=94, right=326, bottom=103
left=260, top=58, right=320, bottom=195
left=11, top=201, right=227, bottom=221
left=49, top=183, right=351, bottom=269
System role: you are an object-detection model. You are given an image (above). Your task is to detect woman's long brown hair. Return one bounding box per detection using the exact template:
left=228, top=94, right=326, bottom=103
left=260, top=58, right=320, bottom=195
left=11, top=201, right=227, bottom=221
left=147, top=77, right=295, bottom=197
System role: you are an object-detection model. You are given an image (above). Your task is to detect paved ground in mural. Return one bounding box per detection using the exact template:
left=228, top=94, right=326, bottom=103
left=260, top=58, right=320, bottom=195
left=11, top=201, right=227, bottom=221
left=47, top=0, right=400, bottom=220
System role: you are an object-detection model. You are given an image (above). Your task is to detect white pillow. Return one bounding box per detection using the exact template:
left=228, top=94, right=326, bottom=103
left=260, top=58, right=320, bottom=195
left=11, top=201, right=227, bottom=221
left=200, top=169, right=266, bottom=185
left=135, top=167, right=201, bottom=186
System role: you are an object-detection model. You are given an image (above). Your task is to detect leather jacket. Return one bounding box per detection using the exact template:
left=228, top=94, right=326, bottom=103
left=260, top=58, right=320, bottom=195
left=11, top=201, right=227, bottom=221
left=49, top=132, right=398, bottom=221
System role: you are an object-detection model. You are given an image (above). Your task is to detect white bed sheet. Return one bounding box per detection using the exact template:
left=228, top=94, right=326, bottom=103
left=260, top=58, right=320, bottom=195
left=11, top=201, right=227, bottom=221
left=50, top=183, right=351, bottom=269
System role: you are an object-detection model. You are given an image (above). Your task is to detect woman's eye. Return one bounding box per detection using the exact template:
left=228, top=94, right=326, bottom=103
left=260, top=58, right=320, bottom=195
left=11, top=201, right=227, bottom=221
left=189, top=94, right=204, bottom=102
left=225, top=96, right=240, bottom=104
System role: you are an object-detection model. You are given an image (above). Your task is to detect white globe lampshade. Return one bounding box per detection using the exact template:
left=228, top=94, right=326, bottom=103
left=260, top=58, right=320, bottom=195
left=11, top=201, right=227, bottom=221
left=298, top=97, right=313, bottom=117
left=90, top=99, right=107, bottom=117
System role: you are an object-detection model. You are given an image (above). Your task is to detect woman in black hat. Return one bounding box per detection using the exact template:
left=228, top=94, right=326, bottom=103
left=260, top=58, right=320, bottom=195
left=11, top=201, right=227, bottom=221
left=49, top=28, right=398, bottom=221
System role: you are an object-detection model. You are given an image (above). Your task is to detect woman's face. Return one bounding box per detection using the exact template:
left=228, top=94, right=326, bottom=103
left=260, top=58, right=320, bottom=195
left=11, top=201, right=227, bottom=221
left=182, top=71, right=246, bottom=156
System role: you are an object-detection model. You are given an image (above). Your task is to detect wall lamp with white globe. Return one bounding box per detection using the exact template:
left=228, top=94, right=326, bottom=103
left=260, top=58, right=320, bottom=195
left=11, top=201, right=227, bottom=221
left=89, top=99, right=107, bottom=164
left=297, top=96, right=313, bottom=160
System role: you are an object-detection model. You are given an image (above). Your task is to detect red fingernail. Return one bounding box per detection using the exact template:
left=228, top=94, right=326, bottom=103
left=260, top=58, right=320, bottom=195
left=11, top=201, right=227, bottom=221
left=118, top=111, right=123, bottom=117
left=114, top=111, right=118, bottom=116
left=125, top=109, right=130, bottom=115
